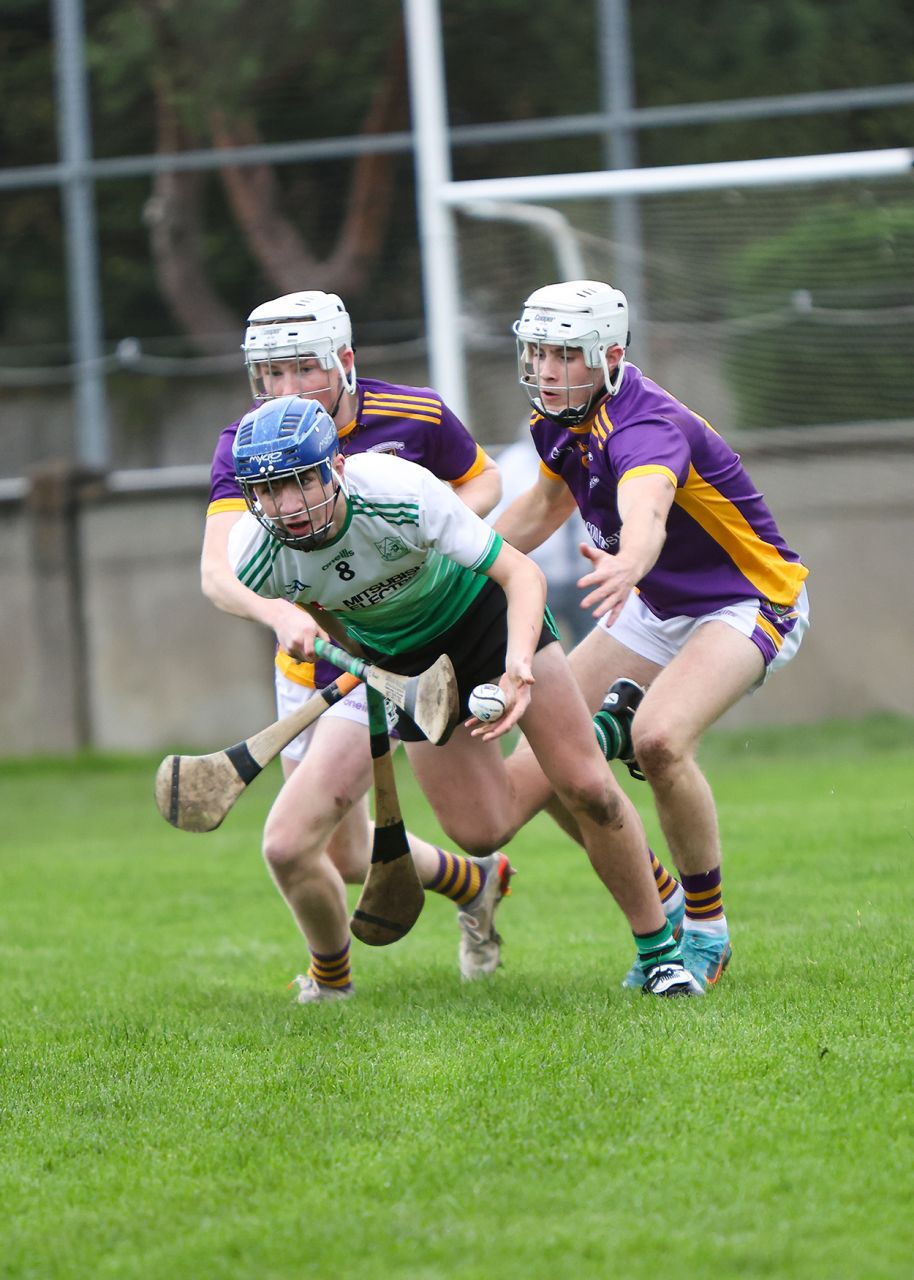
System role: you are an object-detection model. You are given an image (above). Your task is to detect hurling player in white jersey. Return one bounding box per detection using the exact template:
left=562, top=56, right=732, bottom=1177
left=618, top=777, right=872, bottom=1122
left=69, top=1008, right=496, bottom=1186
left=200, top=291, right=505, bottom=1002
left=229, top=394, right=705, bottom=1000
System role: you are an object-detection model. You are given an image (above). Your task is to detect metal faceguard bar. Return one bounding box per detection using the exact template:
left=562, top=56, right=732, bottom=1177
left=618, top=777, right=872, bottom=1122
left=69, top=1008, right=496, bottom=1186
left=515, top=336, right=613, bottom=425
left=242, top=463, right=343, bottom=551
left=244, top=332, right=357, bottom=403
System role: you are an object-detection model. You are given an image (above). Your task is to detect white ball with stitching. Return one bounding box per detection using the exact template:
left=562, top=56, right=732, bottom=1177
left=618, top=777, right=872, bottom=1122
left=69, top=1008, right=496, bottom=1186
left=468, top=683, right=507, bottom=723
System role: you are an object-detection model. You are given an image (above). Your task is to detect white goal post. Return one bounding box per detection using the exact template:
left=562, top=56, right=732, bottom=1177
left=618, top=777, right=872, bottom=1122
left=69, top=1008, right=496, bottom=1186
left=442, top=147, right=914, bottom=207
left=401, top=0, right=914, bottom=430
left=430, top=146, right=914, bottom=430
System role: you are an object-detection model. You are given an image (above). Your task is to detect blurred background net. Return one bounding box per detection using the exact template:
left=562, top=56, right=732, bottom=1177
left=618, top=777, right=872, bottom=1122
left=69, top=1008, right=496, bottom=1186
left=453, top=174, right=914, bottom=437
left=2, top=0, right=913, bottom=476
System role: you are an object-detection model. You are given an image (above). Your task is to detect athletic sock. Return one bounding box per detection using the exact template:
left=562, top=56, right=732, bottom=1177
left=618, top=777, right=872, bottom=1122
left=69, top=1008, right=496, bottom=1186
left=308, top=941, right=353, bottom=990
left=634, top=919, right=682, bottom=973
left=427, top=847, right=484, bottom=906
left=681, top=867, right=725, bottom=927
left=650, top=848, right=683, bottom=914
left=593, top=709, right=626, bottom=761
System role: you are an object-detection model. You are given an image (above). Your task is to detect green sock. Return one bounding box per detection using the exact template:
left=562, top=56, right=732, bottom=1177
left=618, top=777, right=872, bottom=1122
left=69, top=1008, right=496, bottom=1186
left=634, top=920, right=682, bottom=973
left=593, top=709, right=624, bottom=761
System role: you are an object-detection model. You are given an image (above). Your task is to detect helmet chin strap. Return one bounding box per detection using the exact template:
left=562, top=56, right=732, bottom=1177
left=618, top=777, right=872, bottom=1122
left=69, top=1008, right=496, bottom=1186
left=328, top=381, right=348, bottom=421
left=537, top=394, right=599, bottom=427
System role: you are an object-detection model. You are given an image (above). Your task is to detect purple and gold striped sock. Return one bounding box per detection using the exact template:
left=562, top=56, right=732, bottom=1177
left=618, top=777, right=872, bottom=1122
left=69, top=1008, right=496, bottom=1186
left=427, top=847, right=484, bottom=906
left=649, top=848, right=681, bottom=907
left=681, top=867, right=724, bottom=924
left=307, top=941, right=353, bottom=990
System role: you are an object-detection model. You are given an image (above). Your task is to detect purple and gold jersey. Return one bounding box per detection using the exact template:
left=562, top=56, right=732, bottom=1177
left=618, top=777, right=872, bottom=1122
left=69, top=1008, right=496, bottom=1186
left=531, top=363, right=808, bottom=619
left=207, top=377, right=490, bottom=686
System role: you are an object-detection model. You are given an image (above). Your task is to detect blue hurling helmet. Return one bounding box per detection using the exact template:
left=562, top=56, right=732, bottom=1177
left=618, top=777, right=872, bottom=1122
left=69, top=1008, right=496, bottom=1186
left=233, top=395, right=343, bottom=550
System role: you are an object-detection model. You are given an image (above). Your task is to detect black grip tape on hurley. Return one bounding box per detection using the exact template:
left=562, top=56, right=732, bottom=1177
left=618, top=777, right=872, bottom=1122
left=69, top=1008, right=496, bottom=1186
left=225, top=741, right=263, bottom=784
left=372, top=820, right=409, bottom=864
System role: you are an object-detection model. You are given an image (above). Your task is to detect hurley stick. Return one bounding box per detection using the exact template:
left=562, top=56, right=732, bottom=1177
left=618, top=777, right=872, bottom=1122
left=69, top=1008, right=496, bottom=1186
left=349, top=688, right=424, bottom=946
left=313, top=637, right=459, bottom=744
left=154, top=672, right=360, bottom=832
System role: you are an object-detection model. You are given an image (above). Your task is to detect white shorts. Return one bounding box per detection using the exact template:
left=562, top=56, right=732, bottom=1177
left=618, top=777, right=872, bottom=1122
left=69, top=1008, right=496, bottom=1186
left=598, top=585, right=809, bottom=690
left=274, top=667, right=370, bottom=762
left=274, top=668, right=399, bottom=761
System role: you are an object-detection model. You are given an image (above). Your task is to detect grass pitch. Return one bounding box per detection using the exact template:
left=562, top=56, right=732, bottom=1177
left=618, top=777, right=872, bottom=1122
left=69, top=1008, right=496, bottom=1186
left=1, top=717, right=912, bottom=1279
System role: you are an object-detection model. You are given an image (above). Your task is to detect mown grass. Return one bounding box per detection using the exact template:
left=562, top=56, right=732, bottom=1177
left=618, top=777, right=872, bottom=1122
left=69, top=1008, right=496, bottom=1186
left=1, top=717, right=912, bottom=1279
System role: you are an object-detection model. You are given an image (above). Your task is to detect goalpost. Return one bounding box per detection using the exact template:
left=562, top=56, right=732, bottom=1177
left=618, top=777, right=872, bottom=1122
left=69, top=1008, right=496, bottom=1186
left=436, top=147, right=914, bottom=439
left=403, top=0, right=914, bottom=438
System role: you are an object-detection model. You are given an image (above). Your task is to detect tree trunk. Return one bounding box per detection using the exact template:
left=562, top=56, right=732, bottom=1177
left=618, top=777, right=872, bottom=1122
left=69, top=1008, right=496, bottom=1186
left=211, top=26, right=408, bottom=299
left=145, top=88, right=238, bottom=352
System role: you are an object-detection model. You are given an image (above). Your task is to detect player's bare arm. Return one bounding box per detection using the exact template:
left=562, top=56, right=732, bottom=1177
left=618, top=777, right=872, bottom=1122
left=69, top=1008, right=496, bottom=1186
left=201, top=509, right=313, bottom=640
left=451, top=450, right=502, bottom=517
left=470, top=542, right=547, bottom=739
left=493, top=468, right=578, bottom=553
left=578, top=472, right=675, bottom=623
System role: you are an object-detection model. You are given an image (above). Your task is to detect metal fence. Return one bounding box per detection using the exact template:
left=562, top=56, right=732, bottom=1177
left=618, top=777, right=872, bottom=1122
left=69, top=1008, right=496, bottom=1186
left=2, top=0, right=913, bottom=471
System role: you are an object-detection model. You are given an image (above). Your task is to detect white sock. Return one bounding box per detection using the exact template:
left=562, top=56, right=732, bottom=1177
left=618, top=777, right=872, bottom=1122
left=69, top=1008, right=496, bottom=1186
left=664, top=884, right=685, bottom=917
left=684, top=915, right=728, bottom=937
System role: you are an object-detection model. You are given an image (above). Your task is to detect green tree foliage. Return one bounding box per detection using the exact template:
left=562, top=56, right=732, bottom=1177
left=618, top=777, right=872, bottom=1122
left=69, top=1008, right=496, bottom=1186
left=632, top=0, right=914, bottom=164
left=725, top=201, right=914, bottom=426
left=1, top=0, right=912, bottom=354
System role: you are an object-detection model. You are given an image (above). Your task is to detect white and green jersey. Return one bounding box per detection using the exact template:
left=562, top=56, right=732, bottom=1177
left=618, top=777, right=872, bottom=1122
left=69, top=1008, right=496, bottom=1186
left=229, top=452, right=503, bottom=656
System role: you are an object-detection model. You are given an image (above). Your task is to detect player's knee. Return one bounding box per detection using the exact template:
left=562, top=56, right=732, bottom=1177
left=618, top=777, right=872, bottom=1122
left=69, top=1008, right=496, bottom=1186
left=261, top=825, right=301, bottom=876
left=634, top=722, right=691, bottom=779
left=558, top=776, right=626, bottom=831
left=261, top=812, right=324, bottom=875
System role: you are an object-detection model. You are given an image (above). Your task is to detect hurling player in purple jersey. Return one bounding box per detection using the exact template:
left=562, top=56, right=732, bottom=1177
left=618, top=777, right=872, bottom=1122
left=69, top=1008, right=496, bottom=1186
left=199, top=291, right=508, bottom=1002
left=497, top=281, right=810, bottom=991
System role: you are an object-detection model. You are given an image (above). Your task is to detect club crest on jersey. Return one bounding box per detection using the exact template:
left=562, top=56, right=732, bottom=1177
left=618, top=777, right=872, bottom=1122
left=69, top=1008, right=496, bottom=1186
left=374, top=536, right=409, bottom=561
left=367, top=440, right=407, bottom=456
left=281, top=579, right=310, bottom=597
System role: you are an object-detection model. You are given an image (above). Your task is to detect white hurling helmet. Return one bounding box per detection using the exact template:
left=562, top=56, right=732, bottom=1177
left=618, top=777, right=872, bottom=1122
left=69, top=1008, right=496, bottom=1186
left=512, top=280, right=630, bottom=424
left=242, top=290, right=357, bottom=403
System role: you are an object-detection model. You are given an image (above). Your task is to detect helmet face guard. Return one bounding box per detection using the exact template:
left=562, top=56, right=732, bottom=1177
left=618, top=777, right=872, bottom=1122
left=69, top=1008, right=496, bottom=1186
left=244, top=332, right=354, bottom=404
left=515, top=333, right=608, bottom=427
left=243, top=462, right=342, bottom=552
left=512, top=280, right=630, bottom=425
left=242, top=291, right=356, bottom=405
left=233, top=395, right=345, bottom=550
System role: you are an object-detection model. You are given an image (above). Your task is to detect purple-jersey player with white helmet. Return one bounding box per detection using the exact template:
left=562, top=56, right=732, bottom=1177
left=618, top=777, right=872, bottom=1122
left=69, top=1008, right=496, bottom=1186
left=498, top=280, right=810, bottom=991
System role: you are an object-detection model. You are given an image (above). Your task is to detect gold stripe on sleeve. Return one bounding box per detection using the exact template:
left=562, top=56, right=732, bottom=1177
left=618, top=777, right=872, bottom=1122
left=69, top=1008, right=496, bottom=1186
left=619, top=464, right=678, bottom=488
left=450, top=444, right=489, bottom=486
left=206, top=497, right=247, bottom=516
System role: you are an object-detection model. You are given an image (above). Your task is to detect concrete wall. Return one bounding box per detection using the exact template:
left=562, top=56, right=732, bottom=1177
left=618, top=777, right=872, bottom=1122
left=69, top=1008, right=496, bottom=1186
left=716, top=428, right=914, bottom=729
left=3, top=424, right=913, bottom=757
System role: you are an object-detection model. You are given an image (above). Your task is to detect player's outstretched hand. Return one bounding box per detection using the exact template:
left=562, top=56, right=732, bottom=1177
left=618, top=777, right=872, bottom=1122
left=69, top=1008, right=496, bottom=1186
left=466, top=670, right=533, bottom=742
left=577, top=543, right=637, bottom=625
